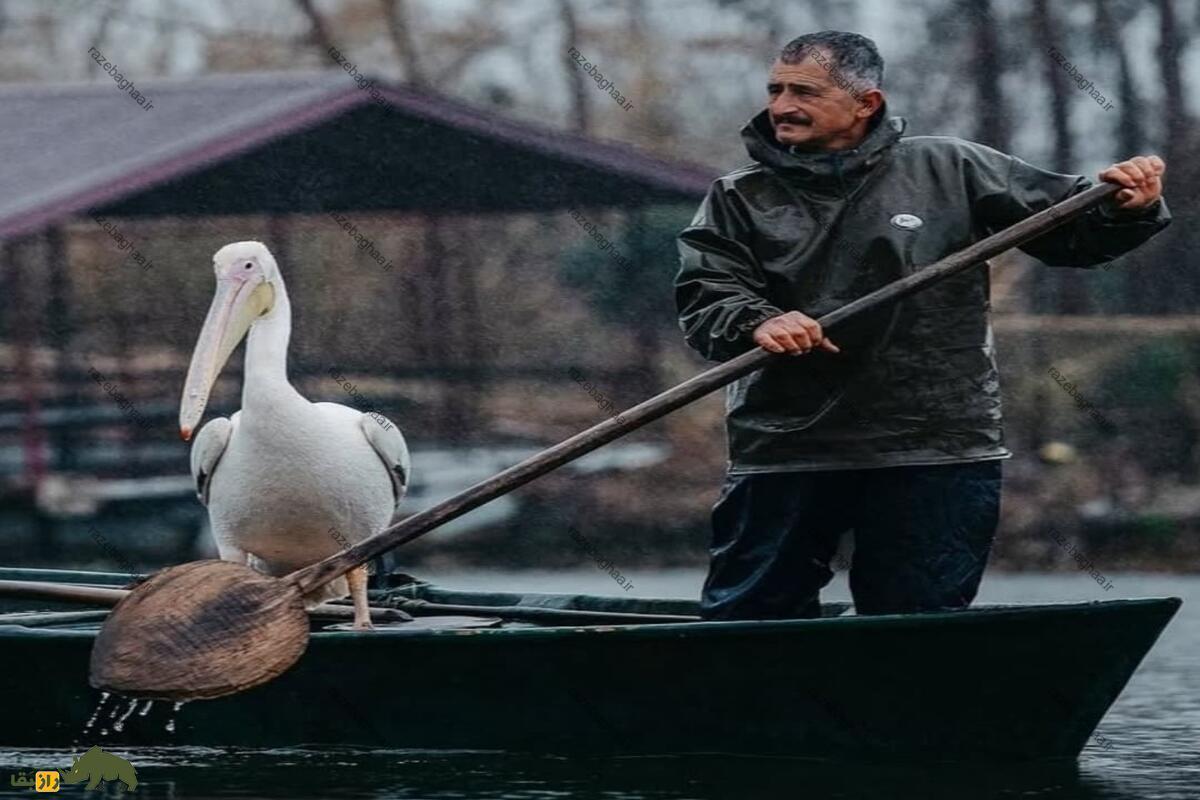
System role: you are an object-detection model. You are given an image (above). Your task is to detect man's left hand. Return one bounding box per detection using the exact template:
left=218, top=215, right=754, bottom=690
left=1099, top=156, right=1165, bottom=210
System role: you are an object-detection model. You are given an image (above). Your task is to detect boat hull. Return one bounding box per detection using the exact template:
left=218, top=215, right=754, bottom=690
left=0, top=568, right=1180, bottom=762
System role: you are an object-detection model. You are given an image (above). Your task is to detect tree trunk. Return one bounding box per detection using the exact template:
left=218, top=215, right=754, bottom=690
left=1031, top=0, right=1073, bottom=172
left=1031, top=0, right=1091, bottom=314
left=291, top=0, right=338, bottom=55
left=1152, top=0, right=1188, bottom=313
left=1093, top=0, right=1145, bottom=160
left=559, top=0, right=590, bottom=135
left=966, top=0, right=1009, bottom=151
left=1154, top=0, right=1187, bottom=169
left=380, top=0, right=427, bottom=87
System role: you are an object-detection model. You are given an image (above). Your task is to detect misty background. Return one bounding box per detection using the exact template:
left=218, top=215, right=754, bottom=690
left=0, top=0, right=1198, bottom=581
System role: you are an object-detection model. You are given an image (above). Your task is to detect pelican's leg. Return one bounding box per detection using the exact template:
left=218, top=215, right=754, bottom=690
left=348, top=565, right=373, bottom=630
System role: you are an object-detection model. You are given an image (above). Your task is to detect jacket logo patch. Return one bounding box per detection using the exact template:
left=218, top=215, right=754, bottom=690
left=890, top=213, right=924, bottom=230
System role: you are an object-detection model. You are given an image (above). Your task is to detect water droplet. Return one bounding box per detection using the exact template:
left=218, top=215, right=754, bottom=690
left=163, top=699, right=187, bottom=734
left=112, top=699, right=139, bottom=732
left=82, top=693, right=111, bottom=736
left=138, top=700, right=154, bottom=717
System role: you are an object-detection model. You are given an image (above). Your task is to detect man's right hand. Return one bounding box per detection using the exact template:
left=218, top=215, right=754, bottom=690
left=753, top=311, right=840, bottom=355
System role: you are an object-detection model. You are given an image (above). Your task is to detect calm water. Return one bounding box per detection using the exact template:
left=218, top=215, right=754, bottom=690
left=1, top=570, right=1196, bottom=799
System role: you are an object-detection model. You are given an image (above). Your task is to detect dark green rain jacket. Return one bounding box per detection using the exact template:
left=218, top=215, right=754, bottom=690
left=675, top=106, right=1171, bottom=474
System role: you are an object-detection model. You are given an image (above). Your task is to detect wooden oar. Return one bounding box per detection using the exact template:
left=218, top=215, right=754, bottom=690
left=0, top=577, right=700, bottom=624
left=89, top=182, right=1120, bottom=700
left=0, top=579, right=413, bottom=622
left=0, top=580, right=129, bottom=606
left=376, top=597, right=701, bottom=624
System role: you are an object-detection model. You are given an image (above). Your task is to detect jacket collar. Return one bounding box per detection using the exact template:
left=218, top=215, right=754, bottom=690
left=741, top=104, right=906, bottom=186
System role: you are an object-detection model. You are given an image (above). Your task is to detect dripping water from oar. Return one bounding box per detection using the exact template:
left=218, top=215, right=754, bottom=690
left=80, top=693, right=163, bottom=742
left=111, top=698, right=140, bottom=732
left=98, top=695, right=122, bottom=737
left=80, top=691, right=111, bottom=739
left=99, top=692, right=134, bottom=737
left=165, top=701, right=186, bottom=734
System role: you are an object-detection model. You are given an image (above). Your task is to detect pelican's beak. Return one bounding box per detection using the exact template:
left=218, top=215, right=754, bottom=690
left=179, top=279, right=274, bottom=440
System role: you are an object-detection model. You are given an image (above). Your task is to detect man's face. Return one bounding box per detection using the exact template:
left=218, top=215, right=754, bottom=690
left=766, top=52, right=878, bottom=150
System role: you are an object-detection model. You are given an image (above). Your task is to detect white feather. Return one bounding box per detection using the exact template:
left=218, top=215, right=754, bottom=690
left=186, top=242, right=409, bottom=605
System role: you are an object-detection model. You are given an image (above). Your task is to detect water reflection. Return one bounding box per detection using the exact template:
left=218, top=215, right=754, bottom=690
left=0, top=747, right=1172, bottom=800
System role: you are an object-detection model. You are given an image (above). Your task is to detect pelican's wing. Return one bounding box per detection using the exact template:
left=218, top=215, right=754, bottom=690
left=360, top=414, right=411, bottom=512
left=189, top=415, right=235, bottom=506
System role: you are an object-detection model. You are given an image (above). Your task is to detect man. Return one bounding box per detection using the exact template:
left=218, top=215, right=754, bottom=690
left=674, top=30, right=1169, bottom=620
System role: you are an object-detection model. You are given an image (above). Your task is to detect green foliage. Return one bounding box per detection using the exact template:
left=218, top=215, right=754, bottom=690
left=560, top=205, right=694, bottom=330
left=1131, top=514, right=1178, bottom=549
left=1093, top=337, right=1200, bottom=476
left=1101, top=338, right=1192, bottom=407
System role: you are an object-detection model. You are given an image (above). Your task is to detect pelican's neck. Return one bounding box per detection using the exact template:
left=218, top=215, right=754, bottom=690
left=243, top=276, right=303, bottom=410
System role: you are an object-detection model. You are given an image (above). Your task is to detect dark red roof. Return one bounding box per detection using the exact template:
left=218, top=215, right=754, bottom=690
left=0, top=70, right=715, bottom=238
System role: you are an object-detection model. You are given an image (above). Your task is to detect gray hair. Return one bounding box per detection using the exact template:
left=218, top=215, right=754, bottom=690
left=778, top=31, right=884, bottom=96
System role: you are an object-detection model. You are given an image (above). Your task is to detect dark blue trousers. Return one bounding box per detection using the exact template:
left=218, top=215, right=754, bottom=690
left=700, top=461, right=1002, bottom=619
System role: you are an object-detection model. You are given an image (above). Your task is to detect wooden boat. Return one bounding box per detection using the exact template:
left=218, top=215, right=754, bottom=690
left=0, top=567, right=1179, bottom=763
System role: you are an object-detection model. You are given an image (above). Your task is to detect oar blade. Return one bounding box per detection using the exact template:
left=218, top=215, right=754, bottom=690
left=89, top=560, right=310, bottom=700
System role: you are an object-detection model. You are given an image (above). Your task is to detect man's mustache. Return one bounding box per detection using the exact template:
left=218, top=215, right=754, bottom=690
left=773, top=115, right=812, bottom=126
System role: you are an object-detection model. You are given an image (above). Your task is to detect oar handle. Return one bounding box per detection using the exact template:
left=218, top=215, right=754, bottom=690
left=290, top=181, right=1119, bottom=594
left=0, top=579, right=129, bottom=606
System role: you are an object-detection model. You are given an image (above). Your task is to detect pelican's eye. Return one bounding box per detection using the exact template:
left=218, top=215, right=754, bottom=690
left=244, top=262, right=254, bottom=270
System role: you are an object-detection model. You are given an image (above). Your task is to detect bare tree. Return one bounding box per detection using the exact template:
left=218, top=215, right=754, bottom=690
left=291, top=0, right=338, bottom=55
left=380, top=0, right=426, bottom=87
left=1093, top=0, right=1145, bottom=158
left=965, top=0, right=1009, bottom=151
left=1154, top=0, right=1188, bottom=168
left=84, top=0, right=122, bottom=75
left=1030, top=0, right=1072, bottom=171
left=559, top=0, right=590, bottom=134
left=1027, top=0, right=1098, bottom=317
left=428, top=24, right=507, bottom=87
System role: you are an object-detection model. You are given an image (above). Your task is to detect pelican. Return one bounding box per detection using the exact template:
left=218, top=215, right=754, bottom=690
left=180, top=241, right=410, bottom=629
